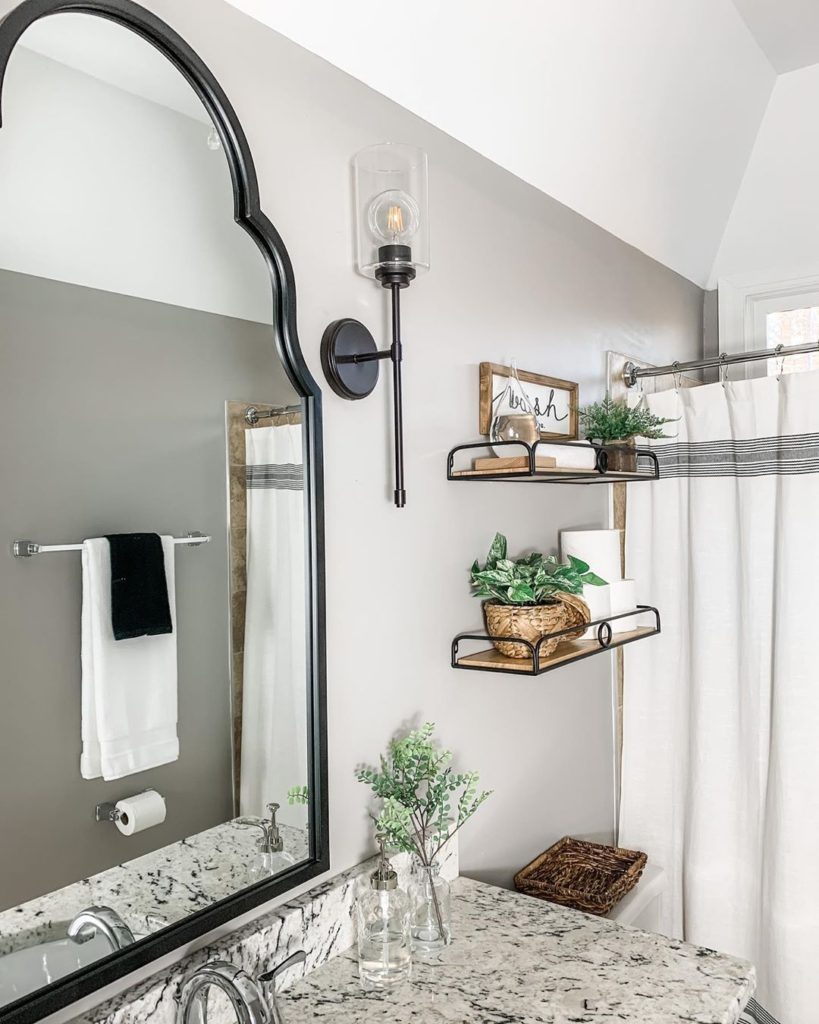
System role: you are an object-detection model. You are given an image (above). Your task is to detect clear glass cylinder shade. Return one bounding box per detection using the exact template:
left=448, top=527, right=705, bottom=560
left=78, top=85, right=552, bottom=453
left=353, top=143, right=430, bottom=279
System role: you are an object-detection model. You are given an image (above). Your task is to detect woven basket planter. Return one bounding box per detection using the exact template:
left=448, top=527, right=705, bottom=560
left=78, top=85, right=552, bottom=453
left=483, top=593, right=590, bottom=659
left=514, top=836, right=647, bottom=916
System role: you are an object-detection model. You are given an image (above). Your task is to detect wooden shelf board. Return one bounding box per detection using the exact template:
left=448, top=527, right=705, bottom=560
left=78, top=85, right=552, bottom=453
left=451, top=466, right=600, bottom=478
left=455, top=627, right=657, bottom=674
left=450, top=467, right=656, bottom=481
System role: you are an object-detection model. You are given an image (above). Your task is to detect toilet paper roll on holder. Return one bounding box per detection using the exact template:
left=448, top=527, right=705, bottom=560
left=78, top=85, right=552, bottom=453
left=95, top=791, right=153, bottom=825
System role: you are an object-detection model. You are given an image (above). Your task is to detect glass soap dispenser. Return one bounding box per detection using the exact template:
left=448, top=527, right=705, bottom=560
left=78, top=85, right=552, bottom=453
left=236, top=802, right=288, bottom=884
left=355, top=837, right=412, bottom=990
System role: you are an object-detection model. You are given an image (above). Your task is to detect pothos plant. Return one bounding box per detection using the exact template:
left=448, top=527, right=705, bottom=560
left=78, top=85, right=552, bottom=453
left=471, top=532, right=607, bottom=606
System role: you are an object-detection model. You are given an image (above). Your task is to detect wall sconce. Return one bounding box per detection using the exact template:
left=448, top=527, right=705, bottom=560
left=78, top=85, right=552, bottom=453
left=321, top=143, right=429, bottom=508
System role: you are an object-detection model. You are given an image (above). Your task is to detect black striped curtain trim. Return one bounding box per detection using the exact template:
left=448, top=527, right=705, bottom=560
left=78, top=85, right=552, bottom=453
left=738, top=997, right=781, bottom=1024
left=651, top=431, right=819, bottom=478
left=246, top=464, right=304, bottom=491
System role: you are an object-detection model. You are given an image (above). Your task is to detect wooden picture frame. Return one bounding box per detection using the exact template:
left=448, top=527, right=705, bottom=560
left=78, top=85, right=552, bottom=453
left=479, top=362, right=579, bottom=440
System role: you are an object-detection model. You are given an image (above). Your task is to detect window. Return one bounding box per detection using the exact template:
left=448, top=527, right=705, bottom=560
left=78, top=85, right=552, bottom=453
left=718, top=268, right=819, bottom=378
left=765, top=306, right=819, bottom=375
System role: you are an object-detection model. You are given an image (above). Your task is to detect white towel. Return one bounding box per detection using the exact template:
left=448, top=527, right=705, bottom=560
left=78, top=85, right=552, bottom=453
left=81, top=536, right=179, bottom=781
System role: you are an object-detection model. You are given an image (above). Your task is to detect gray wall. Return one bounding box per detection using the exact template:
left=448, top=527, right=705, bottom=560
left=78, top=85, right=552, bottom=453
left=150, top=0, right=703, bottom=890
left=703, top=289, right=720, bottom=383
left=0, top=270, right=295, bottom=909
left=0, top=0, right=706, bottom=901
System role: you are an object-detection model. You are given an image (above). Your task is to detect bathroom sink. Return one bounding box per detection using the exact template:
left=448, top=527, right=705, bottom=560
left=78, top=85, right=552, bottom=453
left=0, top=931, right=113, bottom=1007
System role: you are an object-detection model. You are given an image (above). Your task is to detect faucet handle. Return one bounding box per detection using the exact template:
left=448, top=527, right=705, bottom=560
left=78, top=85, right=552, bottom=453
left=258, top=949, right=307, bottom=1000
left=265, top=803, right=280, bottom=825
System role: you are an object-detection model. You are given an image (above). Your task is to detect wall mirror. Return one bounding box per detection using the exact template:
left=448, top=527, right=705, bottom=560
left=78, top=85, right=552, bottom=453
left=0, top=1, right=327, bottom=1021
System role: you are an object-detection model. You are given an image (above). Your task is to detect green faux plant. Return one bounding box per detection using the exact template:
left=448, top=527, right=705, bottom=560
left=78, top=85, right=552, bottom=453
left=578, top=395, right=676, bottom=444
left=355, top=722, right=491, bottom=867
left=287, top=785, right=309, bottom=806
left=470, top=532, right=607, bottom=606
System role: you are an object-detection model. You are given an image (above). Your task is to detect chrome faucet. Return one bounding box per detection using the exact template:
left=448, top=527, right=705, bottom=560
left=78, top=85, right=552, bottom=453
left=67, top=906, right=136, bottom=951
left=176, top=951, right=306, bottom=1024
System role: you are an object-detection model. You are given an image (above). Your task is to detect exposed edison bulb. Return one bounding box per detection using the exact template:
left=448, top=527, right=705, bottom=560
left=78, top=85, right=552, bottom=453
left=206, top=125, right=222, bottom=151
left=367, top=189, right=420, bottom=245
left=386, top=204, right=405, bottom=235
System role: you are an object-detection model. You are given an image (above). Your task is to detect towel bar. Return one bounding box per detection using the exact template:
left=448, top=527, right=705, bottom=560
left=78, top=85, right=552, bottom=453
left=11, top=533, right=211, bottom=558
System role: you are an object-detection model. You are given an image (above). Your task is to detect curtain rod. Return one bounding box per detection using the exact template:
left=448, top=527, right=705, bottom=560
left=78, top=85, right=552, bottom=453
left=244, top=404, right=301, bottom=426
left=623, top=340, right=819, bottom=388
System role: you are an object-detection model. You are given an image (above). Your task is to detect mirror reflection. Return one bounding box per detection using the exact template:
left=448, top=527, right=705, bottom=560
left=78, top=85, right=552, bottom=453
left=0, top=12, right=311, bottom=1005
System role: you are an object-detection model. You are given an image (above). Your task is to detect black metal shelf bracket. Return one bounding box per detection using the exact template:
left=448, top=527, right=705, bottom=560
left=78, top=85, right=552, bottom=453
left=446, top=438, right=660, bottom=483
left=451, top=605, right=661, bottom=676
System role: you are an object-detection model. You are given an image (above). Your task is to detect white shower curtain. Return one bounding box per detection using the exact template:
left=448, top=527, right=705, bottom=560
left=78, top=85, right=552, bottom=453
left=619, top=370, right=819, bottom=1024
left=240, top=422, right=307, bottom=827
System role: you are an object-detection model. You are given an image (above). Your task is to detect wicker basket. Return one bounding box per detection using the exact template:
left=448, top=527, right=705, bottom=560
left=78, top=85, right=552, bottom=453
left=483, top=593, right=589, bottom=659
left=514, top=836, right=647, bottom=916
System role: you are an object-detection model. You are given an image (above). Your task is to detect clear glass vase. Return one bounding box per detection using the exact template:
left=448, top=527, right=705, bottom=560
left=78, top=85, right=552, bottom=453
left=408, top=857, right=451, bottom=957
left=490, top=360, right=539, bottom=453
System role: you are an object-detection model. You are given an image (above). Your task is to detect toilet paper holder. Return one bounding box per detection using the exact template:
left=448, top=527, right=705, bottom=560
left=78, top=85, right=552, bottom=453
left=95, top=802, right=124, bottom=824
left=95, top=790, right=155, bottom=825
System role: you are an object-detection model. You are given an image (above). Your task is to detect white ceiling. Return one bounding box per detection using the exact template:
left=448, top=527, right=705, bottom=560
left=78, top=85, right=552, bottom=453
left=224, top=0, right=776, bottom=287
left=18, top=13, right=210, bottom=124
left=730, top=0, right=819, bottom=73
left=15, top=3, right=819, bottom=288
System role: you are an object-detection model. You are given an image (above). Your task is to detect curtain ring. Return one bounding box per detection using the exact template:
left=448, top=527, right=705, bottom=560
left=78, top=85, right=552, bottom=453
left=635, top=374, right=648, bottom=410
left=719, top=354, right=728, bottom=388
left=673, top=361, right=682, bottom=392
left=775, top=343, right=785, bottom=381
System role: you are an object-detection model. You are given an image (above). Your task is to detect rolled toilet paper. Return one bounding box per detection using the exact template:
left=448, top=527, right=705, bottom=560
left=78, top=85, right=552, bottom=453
left=115, top=790, right=166, bottom=836
left=560, top=529, right=622, bottom=586
left=580, top=582, right=611, bottom=641
left=609, top=578, right=638, bottom=634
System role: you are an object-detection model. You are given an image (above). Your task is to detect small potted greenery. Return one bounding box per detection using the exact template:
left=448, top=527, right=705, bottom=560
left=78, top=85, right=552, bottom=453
left=578, top=395, right=676, bottom=472
left=356, top=723, right=491, bottom=954
left=470, top=533, right=607, bottom=659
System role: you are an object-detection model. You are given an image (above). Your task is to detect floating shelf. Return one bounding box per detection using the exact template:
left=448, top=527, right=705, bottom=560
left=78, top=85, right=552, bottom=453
left=447, top=439, right=659, bottom=484
left=451, top=607, right=661, bottom=676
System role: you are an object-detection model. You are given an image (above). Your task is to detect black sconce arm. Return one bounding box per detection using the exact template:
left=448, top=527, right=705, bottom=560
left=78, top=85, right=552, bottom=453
left=321, top=281, right=408, bottom=508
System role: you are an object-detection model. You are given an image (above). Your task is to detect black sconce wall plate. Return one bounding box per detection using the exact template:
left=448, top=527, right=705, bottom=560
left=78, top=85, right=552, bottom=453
left=320, top=318, right=380, bottom=400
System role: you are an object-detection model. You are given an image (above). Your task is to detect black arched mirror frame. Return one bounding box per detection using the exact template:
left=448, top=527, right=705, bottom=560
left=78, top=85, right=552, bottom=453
left=0, top=2, right=328, bottom=1022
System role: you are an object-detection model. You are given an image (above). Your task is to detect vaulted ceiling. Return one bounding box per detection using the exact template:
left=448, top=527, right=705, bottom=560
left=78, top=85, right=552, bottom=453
left=225, top=0, right=783, bottom=288
left=731, top=0, right=819, bottom=72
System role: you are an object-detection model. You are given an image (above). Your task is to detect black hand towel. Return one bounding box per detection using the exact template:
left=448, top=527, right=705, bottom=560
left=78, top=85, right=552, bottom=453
left=106, top=533, right=173, bottom=641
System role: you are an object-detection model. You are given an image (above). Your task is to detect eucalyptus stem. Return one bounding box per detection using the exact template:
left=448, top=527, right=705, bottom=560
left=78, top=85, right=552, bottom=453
left=355, top=722, right=493, bottom=947
left=421, top=859, right=446, bottom=941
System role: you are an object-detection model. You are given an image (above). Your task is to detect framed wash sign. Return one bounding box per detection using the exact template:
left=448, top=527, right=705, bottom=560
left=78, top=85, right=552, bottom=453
left=479, top=362, right=579, bottom=440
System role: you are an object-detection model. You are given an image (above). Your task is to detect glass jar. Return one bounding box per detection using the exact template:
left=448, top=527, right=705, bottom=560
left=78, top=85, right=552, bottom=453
left=408, top=857, right=451, bottom=958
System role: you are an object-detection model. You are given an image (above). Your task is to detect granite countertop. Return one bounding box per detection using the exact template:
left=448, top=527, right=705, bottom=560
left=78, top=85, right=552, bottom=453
left=0, top=821, right=308, bottom=955
left=281, top=877, right=755, bottom=1024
